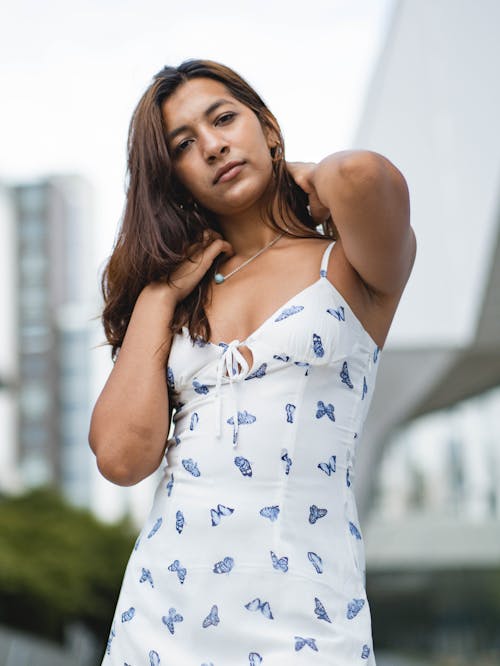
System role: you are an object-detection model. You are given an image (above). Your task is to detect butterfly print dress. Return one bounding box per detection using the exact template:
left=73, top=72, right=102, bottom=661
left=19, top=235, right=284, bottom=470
left=102, top=240, right=381, bottom=665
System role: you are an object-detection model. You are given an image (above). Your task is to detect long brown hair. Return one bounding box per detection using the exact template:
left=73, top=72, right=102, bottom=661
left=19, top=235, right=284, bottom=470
left=100, top=59, right=337, bottom=361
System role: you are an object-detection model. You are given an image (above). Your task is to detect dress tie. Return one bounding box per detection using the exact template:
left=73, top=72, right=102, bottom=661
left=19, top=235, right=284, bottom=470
left=214, top=340, right=250, bottom=447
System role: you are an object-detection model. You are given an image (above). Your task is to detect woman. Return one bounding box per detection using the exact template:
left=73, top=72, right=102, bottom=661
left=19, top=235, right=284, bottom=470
left=89, top=59, right=415, bottom=665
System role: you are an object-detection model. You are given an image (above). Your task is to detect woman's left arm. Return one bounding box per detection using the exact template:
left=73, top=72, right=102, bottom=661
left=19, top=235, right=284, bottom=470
left=289, top=151, right=416, bottom=297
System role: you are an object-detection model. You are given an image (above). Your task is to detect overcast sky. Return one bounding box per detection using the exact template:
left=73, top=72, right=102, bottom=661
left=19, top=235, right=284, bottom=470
left=0, top=0, right=395, bottom=276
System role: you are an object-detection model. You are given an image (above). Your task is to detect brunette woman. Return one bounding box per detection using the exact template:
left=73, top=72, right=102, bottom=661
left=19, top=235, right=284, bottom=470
left=90, top=59, right=415, bottom=665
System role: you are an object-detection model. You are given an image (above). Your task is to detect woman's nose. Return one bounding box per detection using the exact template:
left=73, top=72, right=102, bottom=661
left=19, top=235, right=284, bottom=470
left=200, top=129, right=228, bottom=161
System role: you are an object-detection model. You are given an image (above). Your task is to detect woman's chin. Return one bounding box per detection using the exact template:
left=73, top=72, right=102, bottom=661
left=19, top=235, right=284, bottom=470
left=205, top=182, right=272, bottom=217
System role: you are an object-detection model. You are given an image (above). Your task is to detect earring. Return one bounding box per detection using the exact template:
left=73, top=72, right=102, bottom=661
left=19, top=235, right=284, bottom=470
left=271, top=144, right=283, bottom=162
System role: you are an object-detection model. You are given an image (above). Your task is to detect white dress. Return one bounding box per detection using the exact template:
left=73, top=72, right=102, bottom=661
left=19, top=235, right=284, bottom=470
left=102, top=240, right=380, bottom=665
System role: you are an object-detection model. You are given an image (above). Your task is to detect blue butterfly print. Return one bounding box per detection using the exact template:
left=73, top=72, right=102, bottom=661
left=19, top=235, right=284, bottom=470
left=166, top=473, right=174, bottom=496
left=260, top=505, right=280, bottom=521
left=245, top=363, right=267, bottom=380
left=234, top=456, right=253, bottom=477
left=134, top=535, right=141, bottom=551
left=353, top=432, right=358, bottom=439
left=346, top=598, right=365, bottom=619
left=349, top=521, right=362, bottom=540
left=193, top=335, right=208, bottom=347
left=373, top=346, right=379, bottom=363
left=244, top=598, right=274, bottom=619
left=167, top=366, right=175, bottom=391
left=270, top=550, right=289, bottom=572
left=362, top=376, right=368, bottom=400
left=312, top=333, right=324, bottom=357
left=346, top=468, right=351, bottom=488
left=211, top=503, right=234, bottom=526
left=149, top=650, right=160, bottom=666
left=327, top=305, right=345, bottom=321
left=294, top=360, right=310, bottom=376
left=309, top=504, right=328, bottom=524
left=294, top=636, right=318, bottom=652
left=140, top=567, right=154, bottom=588
left=162, top=607, right=183, bottom=634
left=361, top=644, right=371, bottom=659
left=314, top=597, right=332, bottom=623
left=182, top=458, right=201, bottom=477
left=190, top=412, right=199, bottom=430
left=316, top=400, right=335, bottom=421
left=105, top=623, right=115, bottom=655
left=121, top=607, right=135, bottom=623
left=168, top=559, right=187, bottom=584
left=147, top=517, right=163, bottom=538
left=193, top=378, right=209, bottom=394
left=318, top=455, right=336, bottom=476
left=174, top=434, right=181, bottom=446
left=227, top=410, right=257, bottom=426
left=176, top=510, right=185, bottom=534
left=275, top=304, right=304, bottom=321
left=281, top=449, right=292, bottom=475
left=340, top=361, right=354, bottom=388
left=213, top=556, right=234, bottom=574
left=307, top=551, right=323, bottom=574
left=285, top=403, right=296, bottom=423
left=249, top=653, right=263, bottom=666
left=274, top=353, right=290, bottom=362
left=202, top=604, right=220, bottom=628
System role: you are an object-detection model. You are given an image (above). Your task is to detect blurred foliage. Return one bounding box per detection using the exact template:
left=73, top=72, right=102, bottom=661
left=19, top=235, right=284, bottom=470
left=0, top=486, right=136, bottom=645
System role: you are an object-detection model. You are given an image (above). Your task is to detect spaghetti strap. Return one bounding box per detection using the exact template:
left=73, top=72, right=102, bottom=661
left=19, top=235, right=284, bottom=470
left=320, top=240, right=336, bottom=278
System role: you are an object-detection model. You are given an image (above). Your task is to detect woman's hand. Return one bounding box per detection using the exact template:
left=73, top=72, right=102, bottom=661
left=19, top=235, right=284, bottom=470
left=166, top=230, right=233, bottom=303
left=286, top=161, right=331, bottom=224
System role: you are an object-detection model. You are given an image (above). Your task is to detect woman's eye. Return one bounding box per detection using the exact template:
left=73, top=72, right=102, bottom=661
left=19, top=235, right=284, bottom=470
left=174, top=139, right=192, bottom=155
left=216, top=112, right=235, bottom=125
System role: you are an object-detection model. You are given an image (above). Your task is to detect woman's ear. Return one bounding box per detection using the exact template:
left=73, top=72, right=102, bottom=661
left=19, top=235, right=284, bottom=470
left=262, top=121, right=278, bottom=149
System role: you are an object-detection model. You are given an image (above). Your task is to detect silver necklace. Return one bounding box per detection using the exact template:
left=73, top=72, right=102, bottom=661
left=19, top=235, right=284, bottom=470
left=214, top=232, right=284, bottom=284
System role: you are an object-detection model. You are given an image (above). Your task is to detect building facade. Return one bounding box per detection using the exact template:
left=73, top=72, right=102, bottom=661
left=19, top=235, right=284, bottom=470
left=1, top=176, right=95, bottom=507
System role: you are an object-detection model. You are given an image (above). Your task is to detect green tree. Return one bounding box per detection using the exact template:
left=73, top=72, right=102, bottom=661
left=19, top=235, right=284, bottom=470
left=0, top=486, right=136, bottom=647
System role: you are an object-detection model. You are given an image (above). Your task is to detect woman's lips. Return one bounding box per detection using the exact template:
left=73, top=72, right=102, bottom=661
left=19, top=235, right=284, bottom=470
left=216, top=163, right=245, bottom=184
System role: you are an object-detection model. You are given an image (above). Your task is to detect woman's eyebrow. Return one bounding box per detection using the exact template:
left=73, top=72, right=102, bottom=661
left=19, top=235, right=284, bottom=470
left=166, top=99, right=235, bottom=142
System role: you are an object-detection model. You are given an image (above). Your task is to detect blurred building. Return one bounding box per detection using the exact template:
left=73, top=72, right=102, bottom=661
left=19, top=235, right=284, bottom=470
left=350, top=0, right=500, bottom=657
left=0, top=175, right=95, bottom=507
left=353, top=0, right=500, bottom=530
left=0, top=184, right=18, bottom=494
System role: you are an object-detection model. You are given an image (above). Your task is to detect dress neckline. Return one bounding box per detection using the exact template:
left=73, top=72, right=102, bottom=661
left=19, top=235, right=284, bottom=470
left=181, top=276, right=381, bottom=351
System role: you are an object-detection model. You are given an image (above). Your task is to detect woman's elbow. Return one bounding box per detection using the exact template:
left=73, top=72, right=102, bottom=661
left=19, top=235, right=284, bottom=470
left=94, top=451, right=141, bottom=486
left=88, top=429, right=160, bottom=487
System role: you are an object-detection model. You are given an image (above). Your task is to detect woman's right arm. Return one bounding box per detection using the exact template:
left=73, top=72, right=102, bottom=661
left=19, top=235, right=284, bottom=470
left=88, top=231, right=233, bottom=487
left=88, top=283, right=177, bottom=486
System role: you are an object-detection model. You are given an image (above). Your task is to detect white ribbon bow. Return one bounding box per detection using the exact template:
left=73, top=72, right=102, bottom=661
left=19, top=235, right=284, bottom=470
left=214, top=340, right=250, bottom=447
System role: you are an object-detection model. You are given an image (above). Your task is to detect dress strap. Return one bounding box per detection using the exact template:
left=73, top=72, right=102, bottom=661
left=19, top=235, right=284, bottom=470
left=319, top=240, right=336, bottom=278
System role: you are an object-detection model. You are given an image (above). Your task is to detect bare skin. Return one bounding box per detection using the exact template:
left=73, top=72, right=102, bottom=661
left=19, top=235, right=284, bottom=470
left=89, top=76, right=415, bottom=486
left=163, top=78, right=415, bottom=368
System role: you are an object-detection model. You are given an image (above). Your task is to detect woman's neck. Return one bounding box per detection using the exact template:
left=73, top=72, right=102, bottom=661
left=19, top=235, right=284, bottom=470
left=216, top=198, right=298, bottom=256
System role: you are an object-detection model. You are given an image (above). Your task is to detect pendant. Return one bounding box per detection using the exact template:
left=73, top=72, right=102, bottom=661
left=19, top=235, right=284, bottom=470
left=214, top=273, right=225, bottom=284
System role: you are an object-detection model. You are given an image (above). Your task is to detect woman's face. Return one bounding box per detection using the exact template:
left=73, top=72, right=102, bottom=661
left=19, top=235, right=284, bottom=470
left=162, top=77, right=275, bottom=216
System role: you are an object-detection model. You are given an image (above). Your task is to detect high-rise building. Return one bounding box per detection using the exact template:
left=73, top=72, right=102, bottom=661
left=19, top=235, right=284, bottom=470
left=0, top=183, right=19, bottom=494
left=6, top=175, right=95, bottom=506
